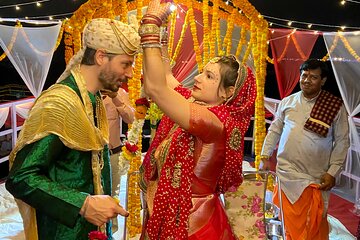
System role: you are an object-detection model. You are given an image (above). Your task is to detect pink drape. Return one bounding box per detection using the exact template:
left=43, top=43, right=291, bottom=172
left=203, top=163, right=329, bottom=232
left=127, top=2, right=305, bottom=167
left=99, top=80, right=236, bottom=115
left=269, top=29, right=319, bottom=99
left=170, top=5, right=204, bottom=82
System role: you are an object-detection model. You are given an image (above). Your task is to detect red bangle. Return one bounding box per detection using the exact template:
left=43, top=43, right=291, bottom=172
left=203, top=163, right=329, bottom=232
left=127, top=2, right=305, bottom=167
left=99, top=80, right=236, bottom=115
left=141, top=39, right=160, bottom=44
left=140, top=37, right=160, bottom=42
left=142, top=14, right=162, bottom=27
left=141, top=18, right=161, bottom=26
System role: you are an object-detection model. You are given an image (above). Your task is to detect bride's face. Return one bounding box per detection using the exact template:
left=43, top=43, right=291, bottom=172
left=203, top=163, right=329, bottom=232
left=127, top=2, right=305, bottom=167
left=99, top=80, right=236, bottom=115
left=192, top=62, right=226, bottom=106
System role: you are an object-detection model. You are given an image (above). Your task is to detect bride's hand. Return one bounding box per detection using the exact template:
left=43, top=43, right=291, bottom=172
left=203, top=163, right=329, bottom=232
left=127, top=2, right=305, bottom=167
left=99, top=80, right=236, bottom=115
left=145, top=0, right=171, bottom=24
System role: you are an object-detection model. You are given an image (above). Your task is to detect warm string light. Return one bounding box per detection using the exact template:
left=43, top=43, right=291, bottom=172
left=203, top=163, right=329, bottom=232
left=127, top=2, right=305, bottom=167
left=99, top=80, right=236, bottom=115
left=340, top=0, right=360, bottom=4
left=1, top=0, right=358, bottom=34
left=0, top=0, right=49, bottom=12
left=267, top=29, right=360, bottom=63
left=264, top=14, right=360, bottom=32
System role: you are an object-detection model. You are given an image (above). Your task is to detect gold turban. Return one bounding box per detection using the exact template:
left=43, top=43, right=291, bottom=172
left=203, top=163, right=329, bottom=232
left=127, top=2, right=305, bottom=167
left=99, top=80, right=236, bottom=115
left=58, top=17, right=140, bottom=82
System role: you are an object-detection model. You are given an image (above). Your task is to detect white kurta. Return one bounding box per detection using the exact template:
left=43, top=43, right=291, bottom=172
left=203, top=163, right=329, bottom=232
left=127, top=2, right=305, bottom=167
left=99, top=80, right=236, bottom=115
left=261, top=91, right=349, bottom=204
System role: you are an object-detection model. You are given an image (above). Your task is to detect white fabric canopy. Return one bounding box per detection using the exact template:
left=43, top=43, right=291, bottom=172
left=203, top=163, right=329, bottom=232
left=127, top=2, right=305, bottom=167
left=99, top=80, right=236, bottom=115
left=0, top=107, right=9, bottom=129
left=323, top=31, right=360, bottom=201
left=15, top=102, right=34, bottom=119
left=0, top=21, right=61, bottom=97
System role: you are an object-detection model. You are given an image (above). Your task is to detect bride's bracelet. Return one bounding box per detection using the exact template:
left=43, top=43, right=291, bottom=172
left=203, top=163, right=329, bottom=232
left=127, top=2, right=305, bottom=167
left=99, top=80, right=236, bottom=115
left=139, top=23, right=161, bottom=46
left=139, top=24, right=160, bottom=37
left=141, top=14, right=162, bottom=27
left=142, top=43, right=162, bottom=49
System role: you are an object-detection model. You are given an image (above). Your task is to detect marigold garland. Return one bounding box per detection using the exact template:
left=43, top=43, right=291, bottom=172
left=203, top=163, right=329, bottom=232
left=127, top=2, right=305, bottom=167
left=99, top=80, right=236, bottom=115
left=171, top=9, right=189, bottom=65
left=0, top=22, right=21, bottom=61
left=126, top=75, right=142, bottom=236
left=276, top=35, right=291, bottom=62
left=187, top=0, right=203, bottom=71
left=118, top=118, right=144, bottom=237
left=202, top=0, right=210, bottom=65
left=235, top=26, right=247, bottom=58
left=241, top=23, right=254, bottom=64
left=339, top=33, right=360, bottom=62
left=322, top=34, right=339, bottom=62
left=291, top=34, right=306, bottom=60
left=124, top=2, right=144, bottom=235
left=168, top=11, right=177, bottom=58
left=222, top=9, right=236, bottom=55
left=232, top=0, right=268, bottom=187
left=119, top=0, right=128, bottom=23
left=209, top=0, right=219, bottom=59
left=266, top=55, right=274, bottom=64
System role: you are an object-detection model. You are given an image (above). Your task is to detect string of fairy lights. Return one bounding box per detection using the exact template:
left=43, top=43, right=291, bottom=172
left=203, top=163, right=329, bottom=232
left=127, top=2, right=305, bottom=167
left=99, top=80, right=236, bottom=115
left=0, top=0, right=359, bottom=32
left=0, top=0, right=49, bottom=9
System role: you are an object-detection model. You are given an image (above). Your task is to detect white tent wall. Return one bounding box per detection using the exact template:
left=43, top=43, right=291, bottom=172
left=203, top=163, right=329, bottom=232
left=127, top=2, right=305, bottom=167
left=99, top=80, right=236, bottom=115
left=323, top=31, right=360, bottom=203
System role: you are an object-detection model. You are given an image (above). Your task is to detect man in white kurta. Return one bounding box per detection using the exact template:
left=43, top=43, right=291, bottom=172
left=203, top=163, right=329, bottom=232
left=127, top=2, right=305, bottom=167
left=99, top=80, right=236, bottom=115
left=261, top=59, right=349, bottom=239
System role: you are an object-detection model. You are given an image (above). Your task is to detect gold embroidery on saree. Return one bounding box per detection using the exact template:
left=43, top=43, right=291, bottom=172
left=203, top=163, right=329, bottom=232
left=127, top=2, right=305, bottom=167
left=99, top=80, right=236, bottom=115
left=229, top=128, right=241, bottom=150
left=171, top=162, right=182, bottom=188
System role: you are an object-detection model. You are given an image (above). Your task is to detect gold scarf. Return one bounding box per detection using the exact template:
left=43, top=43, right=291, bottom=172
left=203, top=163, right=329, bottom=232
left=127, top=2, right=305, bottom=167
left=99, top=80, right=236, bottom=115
left=9, top=66, right=109, bottom=240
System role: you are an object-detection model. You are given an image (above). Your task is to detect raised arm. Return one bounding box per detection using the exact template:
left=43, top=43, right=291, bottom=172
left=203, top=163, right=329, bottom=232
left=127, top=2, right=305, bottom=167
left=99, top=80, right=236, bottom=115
left=160, top=27, right=179, bottom=89
left=141, top=0, right=191, bottom=129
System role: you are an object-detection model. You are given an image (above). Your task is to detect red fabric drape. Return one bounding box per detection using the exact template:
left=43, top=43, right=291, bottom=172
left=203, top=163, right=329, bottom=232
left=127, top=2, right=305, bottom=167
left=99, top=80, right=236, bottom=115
left=170, top=5, right=204, bottom=82
left=269, top=29, right=319, bottom=99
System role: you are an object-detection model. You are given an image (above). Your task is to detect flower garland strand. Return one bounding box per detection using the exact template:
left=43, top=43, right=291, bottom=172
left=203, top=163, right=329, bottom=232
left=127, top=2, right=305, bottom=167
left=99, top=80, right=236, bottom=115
left=291, top=34, right=306, bottom=60
left=235, top=25, right=247, bottom=58
left=119, top=0, right=128, bottom=23
left=222, top=9, right=236, bottom=55
left=241, top=23, right=255, bottom=64
left=119, top=118, right=144, bottom=237
left=0, top=21, right=21, bottom=61
left=322, top=35, right=339, bottom=62
left=209, top=0, right=219, bottom=58
left=233, top=0, right=269, bottom=185
left=171, top=10, right=189, bottom=65
left=339, top=33, right=360, bottom=62
left=187, top=0, right=203, bottom=72
left=202, top=0, right=210, bottom=65
left=125, top=1, right=143, bottom=236
left=168, top=11, right=177, bottom=58
left=276, top=35, right=291, bottom=62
